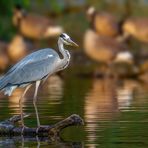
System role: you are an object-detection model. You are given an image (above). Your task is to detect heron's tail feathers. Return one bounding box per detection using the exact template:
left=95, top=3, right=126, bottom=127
left=0, top=75, right=13, bottom=96
left=0, top=76, right=9, bottom=90
left=2, top=86, right=17, bottom=96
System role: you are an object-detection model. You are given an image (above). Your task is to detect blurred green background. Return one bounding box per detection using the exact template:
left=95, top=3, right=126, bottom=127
left=1, top=0, right=148, bottom=41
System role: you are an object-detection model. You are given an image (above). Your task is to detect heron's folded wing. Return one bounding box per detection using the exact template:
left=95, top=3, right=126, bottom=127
left=5, top=48, right=56, bottom=75
left=7, top=55, right=59, bottom=85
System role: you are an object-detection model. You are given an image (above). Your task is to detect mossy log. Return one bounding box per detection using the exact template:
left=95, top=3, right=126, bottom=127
left=0, top=114, right=84, bottom=138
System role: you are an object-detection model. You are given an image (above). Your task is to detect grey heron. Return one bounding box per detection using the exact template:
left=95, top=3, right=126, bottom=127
left=0, top=33, right=78, bottom=134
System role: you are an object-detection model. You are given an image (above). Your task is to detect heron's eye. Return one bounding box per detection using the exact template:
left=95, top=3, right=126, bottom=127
left=61, top=36, right=68, bottom=42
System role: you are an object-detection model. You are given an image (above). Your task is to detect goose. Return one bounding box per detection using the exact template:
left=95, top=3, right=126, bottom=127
left=0, top=41, right=9, bottom=71
left=13, top=5, right=63, bottom=40
left=83, top=29, right=133, bottom=66
left=121, top=17, right=148, bottom=43
left=86, top=6, right=119, bottom=38
left=7, top=35, right=33, bottom=63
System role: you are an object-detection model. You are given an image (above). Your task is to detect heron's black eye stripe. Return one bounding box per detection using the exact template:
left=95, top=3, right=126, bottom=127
left=60, top=34, right=65, bottom=38
left=60, top=34, right=68, bottom=41
left=61, top=36, right=67, bottom=42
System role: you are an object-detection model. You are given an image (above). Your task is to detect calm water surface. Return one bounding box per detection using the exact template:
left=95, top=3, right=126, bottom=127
left=0, top=68, right=148, bottom=148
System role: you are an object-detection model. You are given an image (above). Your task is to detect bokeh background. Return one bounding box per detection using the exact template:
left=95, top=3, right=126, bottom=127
left=0, top=0, right=148, bottom=148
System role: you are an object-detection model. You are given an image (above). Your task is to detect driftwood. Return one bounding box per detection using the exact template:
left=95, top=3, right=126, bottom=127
left=0, top=114, right=84, bottom=138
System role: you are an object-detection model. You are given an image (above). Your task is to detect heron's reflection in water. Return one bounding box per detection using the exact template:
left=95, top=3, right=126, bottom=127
left=84, top=78, right=119, bottom=147
left=0, top=136, right=83, bottom=148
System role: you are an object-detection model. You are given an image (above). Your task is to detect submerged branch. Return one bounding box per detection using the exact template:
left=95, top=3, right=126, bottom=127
left=0, top=114, right=84, bottom=138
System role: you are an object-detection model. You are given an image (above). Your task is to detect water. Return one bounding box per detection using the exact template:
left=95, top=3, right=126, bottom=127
left=0, top=68, right=148, bottom=148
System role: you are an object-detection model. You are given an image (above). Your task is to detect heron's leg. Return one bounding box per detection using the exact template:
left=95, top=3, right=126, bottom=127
left=19, top=84, right=32, bottom=134
left=33, top=81, right=41, bottom=130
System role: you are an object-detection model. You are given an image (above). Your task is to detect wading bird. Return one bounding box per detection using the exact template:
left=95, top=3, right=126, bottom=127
left=0, top=33, right=78, bottom=134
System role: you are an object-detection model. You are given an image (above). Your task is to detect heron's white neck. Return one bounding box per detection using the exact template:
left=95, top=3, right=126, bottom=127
left=58, top=38, right=70, bottom=69
left=58, top=38, right=69, bottom=60
left=58, top=38, right=67, bottom=59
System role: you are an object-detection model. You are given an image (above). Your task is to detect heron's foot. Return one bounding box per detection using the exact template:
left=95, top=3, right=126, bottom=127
left=21, top=125, right=28, bottom=135
left=36, top=125, right=48, bottom=134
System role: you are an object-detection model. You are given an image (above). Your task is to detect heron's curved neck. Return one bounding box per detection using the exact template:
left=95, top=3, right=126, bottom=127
left=57, top=38, right=70, bottom=70
left=58, top=38, right=69, bottom=59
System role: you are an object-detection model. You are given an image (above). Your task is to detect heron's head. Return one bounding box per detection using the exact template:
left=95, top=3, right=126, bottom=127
left=59, top=33, right=78, bottom=47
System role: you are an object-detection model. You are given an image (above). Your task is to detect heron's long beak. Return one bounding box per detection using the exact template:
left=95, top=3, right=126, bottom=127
left=68, top=38, right=79, bottom=47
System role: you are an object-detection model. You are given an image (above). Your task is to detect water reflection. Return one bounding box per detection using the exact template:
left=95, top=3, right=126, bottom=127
left=84, top=78, right=119, bottom=146
left=8, top=88, right=25, bottom=115
left=0, top=75, right=148, bottom=147
left=0, top=136, right=83, bottom=148
left=117, top=80, right=140, bottom=110
left=84, top=78, right=147, bottom=147
left=7, top=74, right=64, bottom=122
left=45, top=75, right=64, bottom=103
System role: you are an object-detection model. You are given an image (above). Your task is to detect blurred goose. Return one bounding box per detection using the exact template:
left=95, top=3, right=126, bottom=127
left=84, top=29, right=133, bottom=65
left=13, top=5, right=63, bottom=40
left=121, top=18, right=148, bottom=43
left=0, top=41, right=9, bottom=71
left=86, top=6, right=119, bottom=38
left=7, top=35, right=33, bottom=63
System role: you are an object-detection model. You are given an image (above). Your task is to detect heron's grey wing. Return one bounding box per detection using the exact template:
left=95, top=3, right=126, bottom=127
left=5, top=48, right=55, bottom=75
left=9, top=54, right=60, bottom=85
left=0, top=48, right=60, bottom=89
